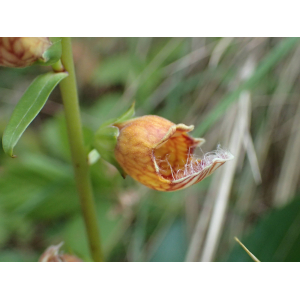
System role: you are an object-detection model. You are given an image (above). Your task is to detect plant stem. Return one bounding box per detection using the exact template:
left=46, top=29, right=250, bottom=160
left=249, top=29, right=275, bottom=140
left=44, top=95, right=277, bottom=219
left=53, top=37, right=103, bottom=262
left=52, top=59, right=64, bottom=72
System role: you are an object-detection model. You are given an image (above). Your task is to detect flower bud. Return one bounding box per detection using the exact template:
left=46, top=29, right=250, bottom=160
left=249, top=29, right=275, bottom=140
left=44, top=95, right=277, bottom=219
left=39, top=243, right=82, bottom=262
left=0, top=37, right=51, bottom=68
left=113, top=115, right=234, bottom=191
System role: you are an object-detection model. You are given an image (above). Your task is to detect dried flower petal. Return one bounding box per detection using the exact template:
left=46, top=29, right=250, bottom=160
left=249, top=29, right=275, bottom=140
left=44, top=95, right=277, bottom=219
left=114, top=115, right=234, bottom=191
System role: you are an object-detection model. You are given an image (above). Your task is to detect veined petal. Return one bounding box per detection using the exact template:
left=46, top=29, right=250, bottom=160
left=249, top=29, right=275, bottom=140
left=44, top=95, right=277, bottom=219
left=114, top=115, right=234, bottom=192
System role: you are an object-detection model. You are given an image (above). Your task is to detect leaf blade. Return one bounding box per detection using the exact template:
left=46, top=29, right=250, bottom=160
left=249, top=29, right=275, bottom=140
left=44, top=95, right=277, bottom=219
left=2, top=71, right=68, bottom=157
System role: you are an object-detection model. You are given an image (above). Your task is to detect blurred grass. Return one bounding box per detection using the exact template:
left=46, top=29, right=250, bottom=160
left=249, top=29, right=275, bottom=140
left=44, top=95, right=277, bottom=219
left=1, top=37, right=300, bottom=261
left=194, top=37, right=300, bottom=136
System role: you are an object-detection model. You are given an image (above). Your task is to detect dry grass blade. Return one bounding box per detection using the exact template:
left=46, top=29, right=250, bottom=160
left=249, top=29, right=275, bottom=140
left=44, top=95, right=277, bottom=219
left=163, top=42, right=212, bottom=75
left=243, top=129, right=262, bottom=185
left=194, top=38, right=300, bottom=137
left=122, top=38, right=184, bottom=102
left=234, top=237, right=260, bottom=262
left=208, top=37, right=234, bottom=68
left=185, top=170, right=222, bottom=262
left=185, top=108, right=236, bottom=262
left=199, top=56, right=256, bottom=262
left=256, top=45, right=300, bottom=173
left=274, top=101, right=300, bottom=206
left=200, top=91, right=250, bottom=262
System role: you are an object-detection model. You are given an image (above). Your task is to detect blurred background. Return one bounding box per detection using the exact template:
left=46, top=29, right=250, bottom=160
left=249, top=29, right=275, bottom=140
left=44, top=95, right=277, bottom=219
left=0, top=37, right=300, bottom=262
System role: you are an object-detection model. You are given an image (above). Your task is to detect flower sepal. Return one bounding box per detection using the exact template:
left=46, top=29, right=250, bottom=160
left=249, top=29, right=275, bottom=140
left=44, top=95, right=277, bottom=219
left=93, top=103, right=135, bottom=178
left=94, top=125, right=126, bottom=177
left=34, top=37, right=62, bottom=67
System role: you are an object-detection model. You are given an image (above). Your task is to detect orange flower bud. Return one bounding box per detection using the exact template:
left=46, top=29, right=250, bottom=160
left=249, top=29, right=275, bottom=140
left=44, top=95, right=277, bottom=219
left=0, top=37, right=51, bottom=68
left=114, top=115, right=233, bottom=191
left=39, top=243, right=82, bottom=262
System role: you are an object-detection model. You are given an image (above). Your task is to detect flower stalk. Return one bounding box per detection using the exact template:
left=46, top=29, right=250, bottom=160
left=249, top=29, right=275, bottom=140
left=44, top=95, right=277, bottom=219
left=53, top=38, right=103, bottom=262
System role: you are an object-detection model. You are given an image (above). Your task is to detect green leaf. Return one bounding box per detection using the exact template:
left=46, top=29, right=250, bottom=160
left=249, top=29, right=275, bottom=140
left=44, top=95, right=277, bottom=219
left=226, top=195, right=300, bottom=262
left=35, top=37, right=62, bottom=66
left=2, top=72, right=68, bottom=157
left=150, top=218, right=188, bottom=262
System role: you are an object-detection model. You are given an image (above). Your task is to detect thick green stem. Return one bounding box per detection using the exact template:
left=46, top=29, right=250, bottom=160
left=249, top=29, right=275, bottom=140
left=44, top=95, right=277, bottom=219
left=54, top=38, right=103, bottom=262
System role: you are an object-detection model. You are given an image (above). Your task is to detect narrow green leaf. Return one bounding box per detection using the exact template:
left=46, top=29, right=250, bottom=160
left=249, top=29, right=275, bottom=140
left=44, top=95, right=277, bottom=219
left=194, top=37, right=300, bottom=136
left=2, top=72, right=68, bottom=157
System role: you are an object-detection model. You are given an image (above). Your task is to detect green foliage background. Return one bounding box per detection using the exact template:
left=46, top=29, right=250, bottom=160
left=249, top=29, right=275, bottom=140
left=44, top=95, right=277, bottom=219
left=1, top=37, right=300, bottom=261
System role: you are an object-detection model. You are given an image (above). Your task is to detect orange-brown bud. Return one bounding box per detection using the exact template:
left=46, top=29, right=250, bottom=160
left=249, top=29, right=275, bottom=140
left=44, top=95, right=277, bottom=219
left=0, top=37, right=51, bottom=68
left=114, top=115, right=233, bottom=191
left=39, top=243, right=82, bottom=262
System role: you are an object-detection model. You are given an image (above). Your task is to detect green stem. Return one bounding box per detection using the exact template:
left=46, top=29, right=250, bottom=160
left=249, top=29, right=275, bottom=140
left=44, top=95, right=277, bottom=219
left=53, top=38, right=103, bottom=262
left=52, top=59, right=64, bottom=72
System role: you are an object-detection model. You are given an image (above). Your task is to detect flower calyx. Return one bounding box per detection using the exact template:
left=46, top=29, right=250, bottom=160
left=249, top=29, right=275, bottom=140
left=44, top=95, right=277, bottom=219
left=93, top=104, right=234, bottom=192
left=93, top=102, right=135, bottom=178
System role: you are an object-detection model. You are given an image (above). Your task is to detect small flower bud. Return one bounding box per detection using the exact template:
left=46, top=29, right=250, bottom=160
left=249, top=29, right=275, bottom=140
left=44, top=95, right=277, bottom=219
left=39, top=243, right=82, bottom=262
left=0, top=37, right=51, bottom=68
left=113, top=115, right=234, bottom=191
